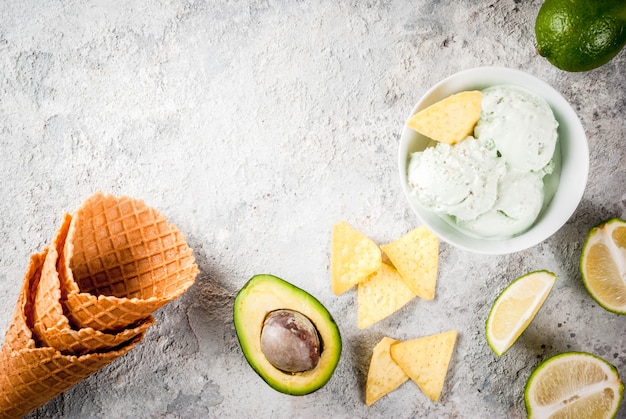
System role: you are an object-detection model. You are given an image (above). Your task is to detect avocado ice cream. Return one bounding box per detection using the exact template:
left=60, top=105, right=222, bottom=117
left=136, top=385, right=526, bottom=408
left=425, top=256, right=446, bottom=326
left=407, top=85, right=559, bottom=239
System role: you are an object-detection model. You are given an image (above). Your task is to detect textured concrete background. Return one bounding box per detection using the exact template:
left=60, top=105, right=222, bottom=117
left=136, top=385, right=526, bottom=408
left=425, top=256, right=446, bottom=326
left=1, top=0, right=625, bottom=417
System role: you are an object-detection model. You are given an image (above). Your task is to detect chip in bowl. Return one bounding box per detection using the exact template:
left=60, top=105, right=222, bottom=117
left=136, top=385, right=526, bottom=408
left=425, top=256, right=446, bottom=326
left=407, top=90, right=482, bottom=145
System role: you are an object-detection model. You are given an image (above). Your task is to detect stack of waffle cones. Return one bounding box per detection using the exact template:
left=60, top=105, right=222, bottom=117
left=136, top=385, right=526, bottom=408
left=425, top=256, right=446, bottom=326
left=0, top=192, right=199, bottom=418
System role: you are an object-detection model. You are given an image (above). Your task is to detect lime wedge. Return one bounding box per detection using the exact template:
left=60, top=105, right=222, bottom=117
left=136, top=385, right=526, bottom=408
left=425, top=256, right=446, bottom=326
left=485, top=270, right=556, bottom=356
left=525, top=352, right=623, bottom=418
left=580, top=218, right=626, bottom=314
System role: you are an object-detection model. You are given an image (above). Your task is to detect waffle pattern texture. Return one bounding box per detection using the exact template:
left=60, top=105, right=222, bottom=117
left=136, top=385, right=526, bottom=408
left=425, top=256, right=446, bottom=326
left=0, top=193, right=199, bottom=418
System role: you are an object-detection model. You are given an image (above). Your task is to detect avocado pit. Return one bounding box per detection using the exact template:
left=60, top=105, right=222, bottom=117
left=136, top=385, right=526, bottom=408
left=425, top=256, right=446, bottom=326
left=260, top=309, right=321, bottom=373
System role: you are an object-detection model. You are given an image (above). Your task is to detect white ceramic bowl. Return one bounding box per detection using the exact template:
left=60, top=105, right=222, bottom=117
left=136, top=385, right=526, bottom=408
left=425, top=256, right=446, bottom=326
left=398, top=67, right=589, bottom=255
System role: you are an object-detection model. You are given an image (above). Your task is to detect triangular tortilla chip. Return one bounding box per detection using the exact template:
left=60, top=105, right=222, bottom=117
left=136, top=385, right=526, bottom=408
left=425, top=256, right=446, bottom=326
left=365, top=337, right=409, bottom=406
left=381, top=226, right=439, bottom=300
left=390, top=330, right=457, bottom=402
left=357, top=263, right=415, bottom=329
left=331, top=221, right=381, bottom=295
left=407, top=90, right=482, bottom=145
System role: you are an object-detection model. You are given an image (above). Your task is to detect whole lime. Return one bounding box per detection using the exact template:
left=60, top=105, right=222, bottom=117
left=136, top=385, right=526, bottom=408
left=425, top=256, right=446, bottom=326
left=535, top=0, right=626, bottom=72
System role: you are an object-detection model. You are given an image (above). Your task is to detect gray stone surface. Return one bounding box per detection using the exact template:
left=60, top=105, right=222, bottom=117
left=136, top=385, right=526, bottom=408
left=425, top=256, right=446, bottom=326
left=0, top=0, right=625, bottom=417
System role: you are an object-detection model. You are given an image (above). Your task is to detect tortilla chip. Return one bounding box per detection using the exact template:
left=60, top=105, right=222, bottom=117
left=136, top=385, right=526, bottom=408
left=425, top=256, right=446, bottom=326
left=390, top=330, right=457, bottom=402
left=331, top=221, right=381, bottom=295
left=407, top=90, right=482, bottom=145
left=381, top=226, right=439, bottom=300
left=357, top=263, right=415, bottom=329
left=365, top=336, right=409, bottom=406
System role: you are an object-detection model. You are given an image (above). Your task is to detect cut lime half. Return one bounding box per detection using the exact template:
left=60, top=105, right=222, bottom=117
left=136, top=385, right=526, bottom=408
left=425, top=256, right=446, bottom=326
left=525, top=351, right=623, bottom=418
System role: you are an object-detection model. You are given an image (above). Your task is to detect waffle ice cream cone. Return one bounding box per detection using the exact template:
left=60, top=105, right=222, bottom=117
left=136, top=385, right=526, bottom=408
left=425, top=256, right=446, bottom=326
left=1, top=253, right=44, bottom=356
left=59, top=192, right=199, bottom=332
left=0, top=251, right=145, bottom=419
left=0, top=192, right=199, bottom=418
left=31, top=213, right=71, bottom=332
left=33, top=215, right=154, bottom=355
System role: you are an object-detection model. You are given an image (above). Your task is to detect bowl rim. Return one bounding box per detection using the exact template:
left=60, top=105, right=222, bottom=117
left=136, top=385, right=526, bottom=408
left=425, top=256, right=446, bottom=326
left=398, top=66, right=589, bottom=255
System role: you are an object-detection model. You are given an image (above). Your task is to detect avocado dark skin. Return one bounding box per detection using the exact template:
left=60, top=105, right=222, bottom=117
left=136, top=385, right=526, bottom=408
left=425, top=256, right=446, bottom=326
left=233, top=274, right=342, bottom=396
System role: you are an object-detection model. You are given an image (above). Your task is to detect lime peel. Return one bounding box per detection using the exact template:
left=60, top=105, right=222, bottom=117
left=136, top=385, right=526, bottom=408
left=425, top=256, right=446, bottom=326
left=525, top=352, right=623, bottom=418
left=535, top=0, right=626, bottom=72
left=486, top=270, right=556, bottom=357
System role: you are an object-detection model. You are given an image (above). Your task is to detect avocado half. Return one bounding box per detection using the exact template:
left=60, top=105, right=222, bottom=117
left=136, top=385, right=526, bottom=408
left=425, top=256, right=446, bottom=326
left=233, top=274, right=342, bottom=396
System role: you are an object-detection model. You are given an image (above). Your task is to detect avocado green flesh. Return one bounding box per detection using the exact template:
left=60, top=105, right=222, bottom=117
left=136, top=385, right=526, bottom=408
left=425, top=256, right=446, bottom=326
left=233, top=274, right=342, bottom=396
